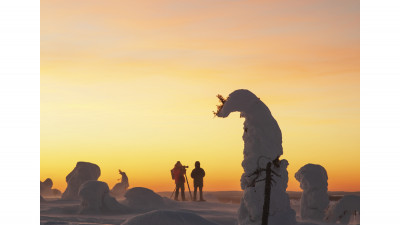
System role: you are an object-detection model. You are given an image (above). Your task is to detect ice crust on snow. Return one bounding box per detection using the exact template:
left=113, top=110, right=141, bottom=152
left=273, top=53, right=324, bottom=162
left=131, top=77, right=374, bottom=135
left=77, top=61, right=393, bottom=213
left=121, top=210, right=219, bottom=225
left=78, top=180, right=130, bottom=214
left=295, top=164, right=329, bottom=221
left=124, top=187, right=166, bottom=211
left=62, top=162, right=101, bottom=200
left=215, top=89, right=296, bottom=225
left=326, top=195, right=360, bottom=224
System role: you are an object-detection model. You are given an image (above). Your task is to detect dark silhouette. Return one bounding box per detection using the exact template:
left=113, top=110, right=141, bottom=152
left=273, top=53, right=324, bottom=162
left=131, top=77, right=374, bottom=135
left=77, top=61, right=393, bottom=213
left=191, top=161, right=206, bottom=201
left=110, top=169, right=130, bottom=197
left=62, top=161, right=101, bottom=200
left=171, top=161, right=186, bottom=201
left=119, top=169, right=129, bottom=188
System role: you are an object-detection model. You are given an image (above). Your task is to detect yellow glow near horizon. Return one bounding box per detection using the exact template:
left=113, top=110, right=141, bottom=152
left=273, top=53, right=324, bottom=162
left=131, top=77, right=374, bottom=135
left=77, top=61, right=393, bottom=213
left=41, top=0, right=359, bottom=192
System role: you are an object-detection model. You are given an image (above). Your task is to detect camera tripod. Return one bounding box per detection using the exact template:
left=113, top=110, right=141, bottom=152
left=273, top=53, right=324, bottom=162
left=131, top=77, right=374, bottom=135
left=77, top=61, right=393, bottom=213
left=170, top=170, right=193, bottom=201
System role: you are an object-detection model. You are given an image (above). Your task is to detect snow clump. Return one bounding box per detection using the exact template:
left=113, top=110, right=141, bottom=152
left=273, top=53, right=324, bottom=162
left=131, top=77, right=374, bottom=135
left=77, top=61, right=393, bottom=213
left=295, top=163, right=329, bottom=221
left=62, top=162, right=101, bottom=200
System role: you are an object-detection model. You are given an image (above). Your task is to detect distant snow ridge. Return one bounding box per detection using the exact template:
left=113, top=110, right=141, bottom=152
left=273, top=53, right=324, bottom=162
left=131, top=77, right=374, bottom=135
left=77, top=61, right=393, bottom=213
left=215, top=89, right=296, bottom=225
left=62, top=162, right=101, bottom=200
left=295, top=164, right=329, bottom=221
left=124, top=187, right=166, bottom=211
left=121, top=210, right=219, bottom=225
left=325, top=195, right=360, bottom=225
left=78, top=180, right=130, bottom=214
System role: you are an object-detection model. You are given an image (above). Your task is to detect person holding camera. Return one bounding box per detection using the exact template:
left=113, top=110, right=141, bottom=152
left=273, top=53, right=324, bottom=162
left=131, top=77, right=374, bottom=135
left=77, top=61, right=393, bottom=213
left=191, top=161, right=206, bottom=201
left=171, top=161, right=186, bottom=201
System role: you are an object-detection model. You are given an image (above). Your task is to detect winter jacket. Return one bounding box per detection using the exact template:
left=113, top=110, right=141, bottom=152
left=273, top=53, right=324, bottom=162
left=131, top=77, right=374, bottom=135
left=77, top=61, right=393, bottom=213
left=172, top=167, right=186, bottom=184
left=191, top=167, right=205, bottom=187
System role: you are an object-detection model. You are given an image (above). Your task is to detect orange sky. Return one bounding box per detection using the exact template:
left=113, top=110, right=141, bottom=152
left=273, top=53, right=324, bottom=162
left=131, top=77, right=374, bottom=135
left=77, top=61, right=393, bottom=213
left=40, top=0, right=360, bottom=192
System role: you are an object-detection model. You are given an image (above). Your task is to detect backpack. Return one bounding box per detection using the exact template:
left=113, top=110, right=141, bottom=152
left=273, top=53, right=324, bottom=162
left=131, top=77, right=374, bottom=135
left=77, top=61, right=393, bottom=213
left=171, top=169, right=175, bottom=180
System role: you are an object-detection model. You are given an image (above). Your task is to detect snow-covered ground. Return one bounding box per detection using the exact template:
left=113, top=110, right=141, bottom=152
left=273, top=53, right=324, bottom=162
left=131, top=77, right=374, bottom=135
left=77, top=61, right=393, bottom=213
left=41, top=191, right=359, bottom=225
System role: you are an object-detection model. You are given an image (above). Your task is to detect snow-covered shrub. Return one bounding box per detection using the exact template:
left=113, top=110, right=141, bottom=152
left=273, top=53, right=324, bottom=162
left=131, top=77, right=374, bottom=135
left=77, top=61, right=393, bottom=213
left=295, top=164, right=329, bottom=221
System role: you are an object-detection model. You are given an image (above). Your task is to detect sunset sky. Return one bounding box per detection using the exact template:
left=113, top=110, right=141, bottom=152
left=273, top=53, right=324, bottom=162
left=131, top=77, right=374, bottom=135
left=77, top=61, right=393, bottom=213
left=40, top=0, right=359, bottom=192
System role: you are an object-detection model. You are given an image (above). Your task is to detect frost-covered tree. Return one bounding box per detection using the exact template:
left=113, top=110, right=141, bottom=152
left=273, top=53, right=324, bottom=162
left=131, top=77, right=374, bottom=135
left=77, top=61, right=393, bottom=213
left=214, top=89, right=296, bottom=225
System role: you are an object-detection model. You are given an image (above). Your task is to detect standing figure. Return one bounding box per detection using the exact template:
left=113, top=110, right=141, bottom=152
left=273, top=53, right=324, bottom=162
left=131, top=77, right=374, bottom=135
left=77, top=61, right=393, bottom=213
left=191, top=161, right=206, bottom=201
left=171, top=161, right=186, bottom=201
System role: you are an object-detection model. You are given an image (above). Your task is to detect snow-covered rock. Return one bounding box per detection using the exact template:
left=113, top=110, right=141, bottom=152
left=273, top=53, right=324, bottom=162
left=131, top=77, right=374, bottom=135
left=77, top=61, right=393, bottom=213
left=78, top=180, right=130, bottom=214
left=121, top=210, right=219, bottom=225
left=325, top=195, right=360, bottom=224
left=62, top=162, right=101, bottom=200
left=215, top=89, right=296, bottom=225
left=295, top=164, right=329, bottom=221
left=124, top=187, right=165, bottom=211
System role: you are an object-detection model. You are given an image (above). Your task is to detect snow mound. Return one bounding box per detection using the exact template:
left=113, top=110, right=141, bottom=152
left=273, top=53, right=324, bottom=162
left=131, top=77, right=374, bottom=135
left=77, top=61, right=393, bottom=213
left=41, top=178, right=62, bottom=197
left=62, top=162, right=101, bottom=200
left=121, top=210, right=219, bottom=225
left=326, top=195, right=360, bottom=224
left=215, top=89, right=296, bottom=225
left=124, top=187, right=165, bottom=211
left=295, top=164, right=329, bottom=221
left=78, top=180, right=130, bottom=214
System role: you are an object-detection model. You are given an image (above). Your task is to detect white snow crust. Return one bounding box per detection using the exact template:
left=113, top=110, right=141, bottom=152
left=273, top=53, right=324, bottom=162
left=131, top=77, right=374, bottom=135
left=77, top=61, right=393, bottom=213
left=124, top=187, right=166, bottom=211
left=295, top=164, right=329, bottom=221
left=215, top=89, right=296, bottom=225
left=121, top=210, right=219, bottom=225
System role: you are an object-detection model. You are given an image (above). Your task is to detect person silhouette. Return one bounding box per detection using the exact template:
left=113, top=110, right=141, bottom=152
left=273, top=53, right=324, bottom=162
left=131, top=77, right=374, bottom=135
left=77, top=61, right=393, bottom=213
left=171, top=161, right=186, bottom=201
left=191, top=161, right=205, bottom=201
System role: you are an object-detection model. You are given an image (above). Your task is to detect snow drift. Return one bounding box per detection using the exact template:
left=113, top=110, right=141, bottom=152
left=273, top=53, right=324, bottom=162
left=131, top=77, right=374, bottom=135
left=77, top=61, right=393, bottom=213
left=124, top=187, right=166, bottom=211
left=325, top=195, right=360, bottom=224
left=62, top=162, right=101, bottom=200
left=214, top=89, right=296, bottom=225
left=78, top=180, right=130, bottom=214
left=121, top=210, right=219, bottom=225
left=40, top=178, right=62, bottom=197
left=295, top=164, right=329, bottom=221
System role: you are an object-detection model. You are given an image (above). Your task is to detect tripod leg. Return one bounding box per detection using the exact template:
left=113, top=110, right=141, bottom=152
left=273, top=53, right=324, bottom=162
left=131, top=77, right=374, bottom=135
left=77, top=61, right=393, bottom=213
left=170, top=187, right=176, bottom=199
left=184, top=172, right=192, bottom=200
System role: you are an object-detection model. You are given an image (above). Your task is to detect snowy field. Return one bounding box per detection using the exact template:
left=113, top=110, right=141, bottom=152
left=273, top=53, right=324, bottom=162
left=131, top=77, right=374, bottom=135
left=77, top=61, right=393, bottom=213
left=40, top=191, right=360, bottom=225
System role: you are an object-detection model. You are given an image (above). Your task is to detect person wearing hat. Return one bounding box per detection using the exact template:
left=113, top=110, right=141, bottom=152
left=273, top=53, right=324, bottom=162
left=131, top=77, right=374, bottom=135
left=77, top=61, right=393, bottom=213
left=191, top=161, right=206, bottom=201
left=171, top=161, right=186, bottom=201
